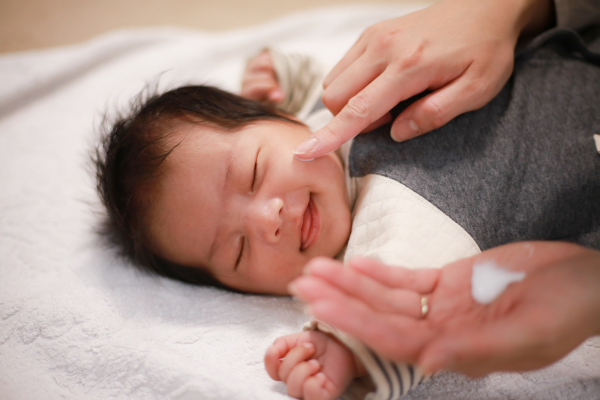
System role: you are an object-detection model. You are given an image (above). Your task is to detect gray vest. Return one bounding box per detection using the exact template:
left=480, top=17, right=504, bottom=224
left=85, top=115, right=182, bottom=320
left=349, top=27, right=600, bottom=251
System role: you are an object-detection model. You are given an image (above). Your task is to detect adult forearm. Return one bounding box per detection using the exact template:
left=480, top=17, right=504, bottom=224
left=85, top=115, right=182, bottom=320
left=444, top=0, right=556, bottom=40
left=517, top=0, right=556, bottom=36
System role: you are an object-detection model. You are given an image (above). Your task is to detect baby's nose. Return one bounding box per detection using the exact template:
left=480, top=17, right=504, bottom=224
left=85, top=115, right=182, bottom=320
left=251, top=197, right=283, bottom=243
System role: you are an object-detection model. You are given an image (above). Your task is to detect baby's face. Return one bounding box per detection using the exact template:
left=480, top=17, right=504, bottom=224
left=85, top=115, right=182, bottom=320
left=150, top=119, right=351, bottom=294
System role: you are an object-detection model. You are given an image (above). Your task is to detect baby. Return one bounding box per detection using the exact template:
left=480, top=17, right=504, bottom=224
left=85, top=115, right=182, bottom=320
left=95, top=50, right=370, bottom=399
left=96, top=30, right=600, bottom=399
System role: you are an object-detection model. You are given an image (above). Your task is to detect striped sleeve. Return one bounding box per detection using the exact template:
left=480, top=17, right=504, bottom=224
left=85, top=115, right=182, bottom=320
left=264, top=48, right=324, bottom=119
left=304, top=318, right=430, bottom=399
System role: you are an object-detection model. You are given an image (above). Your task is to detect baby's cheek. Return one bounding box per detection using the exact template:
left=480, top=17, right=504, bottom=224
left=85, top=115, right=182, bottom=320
left=322, top=212, right=351, bottom=257
left=251, top=252, right=306, bottom=293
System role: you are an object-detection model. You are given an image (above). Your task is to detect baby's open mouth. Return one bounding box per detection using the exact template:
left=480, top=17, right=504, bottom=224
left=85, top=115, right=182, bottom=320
left=300, top=195, right=320, bottom=250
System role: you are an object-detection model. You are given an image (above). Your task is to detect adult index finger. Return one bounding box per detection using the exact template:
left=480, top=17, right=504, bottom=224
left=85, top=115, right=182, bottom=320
left=293, top=67, right=428, bottom=160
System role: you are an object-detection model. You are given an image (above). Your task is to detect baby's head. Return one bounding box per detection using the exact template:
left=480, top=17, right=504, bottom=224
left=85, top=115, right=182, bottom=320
left=95, top=86, right=351, bottom=294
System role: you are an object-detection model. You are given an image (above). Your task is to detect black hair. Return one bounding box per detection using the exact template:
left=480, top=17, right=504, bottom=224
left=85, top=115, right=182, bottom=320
left=93, top=85, right=301, bottom=290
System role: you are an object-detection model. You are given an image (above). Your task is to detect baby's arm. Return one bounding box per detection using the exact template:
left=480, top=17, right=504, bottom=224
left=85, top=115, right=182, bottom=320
left=265, top=331, right=366, bottom=400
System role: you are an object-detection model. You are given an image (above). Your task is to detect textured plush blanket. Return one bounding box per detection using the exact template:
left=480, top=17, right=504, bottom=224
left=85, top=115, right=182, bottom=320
left=0, top=4, right=599, bottom=400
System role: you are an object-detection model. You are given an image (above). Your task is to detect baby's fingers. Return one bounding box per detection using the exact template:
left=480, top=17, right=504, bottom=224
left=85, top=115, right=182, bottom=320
left=265, top=333, right=303, bottom=380
left=241, top=74, right=283, bottom=102
left=305, top=372, right=345, bottom=400
left=286, top=360, right=321, bottom=399
left=279, top=342, right=317, bottom=383
left=265, top=344, right=284, bottom=381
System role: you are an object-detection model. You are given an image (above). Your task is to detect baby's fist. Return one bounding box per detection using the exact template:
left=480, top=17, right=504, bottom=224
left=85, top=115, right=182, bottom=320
left=241, top=50, right=284, bottom=103
left=265, top=331, right=361, bottom=400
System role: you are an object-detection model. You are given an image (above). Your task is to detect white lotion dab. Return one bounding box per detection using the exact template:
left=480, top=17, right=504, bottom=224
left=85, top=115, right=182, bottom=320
left=471, top=261, right=526, bottom=304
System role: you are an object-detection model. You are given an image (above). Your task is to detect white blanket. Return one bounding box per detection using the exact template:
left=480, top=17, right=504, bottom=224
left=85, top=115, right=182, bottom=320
left=1, top=4, right=599, bottom=400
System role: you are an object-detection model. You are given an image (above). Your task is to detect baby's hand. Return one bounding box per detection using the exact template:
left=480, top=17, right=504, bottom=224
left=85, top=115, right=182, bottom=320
left=241, top=50, right=284, bottom=103
left=265, top=331, right=363, bottom=400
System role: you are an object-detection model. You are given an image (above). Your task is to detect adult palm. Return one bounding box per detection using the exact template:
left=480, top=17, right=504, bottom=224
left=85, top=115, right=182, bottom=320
left=291, top=242, right=600, bottom=377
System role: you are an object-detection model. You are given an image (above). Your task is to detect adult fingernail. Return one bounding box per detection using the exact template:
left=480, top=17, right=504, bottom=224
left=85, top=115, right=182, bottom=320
left=294, top=155, right=315, bottom=162
left=293, top=137, right=318, bottom=156
left=391, top=119, right=419, bottom=142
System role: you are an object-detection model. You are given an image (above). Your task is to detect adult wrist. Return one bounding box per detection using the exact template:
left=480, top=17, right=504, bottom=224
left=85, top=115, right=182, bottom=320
left=455, top=0, right=555, bottom=44
left=588, top=250, right=600, bottom=336
left=515, top=0, right=556, bottom=37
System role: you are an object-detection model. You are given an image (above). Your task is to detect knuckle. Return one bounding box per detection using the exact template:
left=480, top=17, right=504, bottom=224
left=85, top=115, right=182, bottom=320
left=465, top=67, right=508, bottom=108
left=386, top=44, right=424, bottom=75
left=422, top=97, right=447, bottom=129
left=399, top=44, right=425, bottom=70
left=372, top=28, right=401, bottom=51
left=467, top=78, right=493, bottom=104
left=344, top=94, right=372, bottom=121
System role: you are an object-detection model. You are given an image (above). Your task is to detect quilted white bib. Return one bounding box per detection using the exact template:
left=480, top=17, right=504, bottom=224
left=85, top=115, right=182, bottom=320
left=345, top=174, right=481, bottom=269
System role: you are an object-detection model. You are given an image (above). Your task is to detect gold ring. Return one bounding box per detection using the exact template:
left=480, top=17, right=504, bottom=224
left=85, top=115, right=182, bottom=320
left=421, top=296, right=429, bottom=319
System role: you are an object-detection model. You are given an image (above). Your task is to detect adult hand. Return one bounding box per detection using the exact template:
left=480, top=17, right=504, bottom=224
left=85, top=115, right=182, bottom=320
left=289, top=242, right=600, bottom=377
left=293, top=0, right=555, bottom=160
